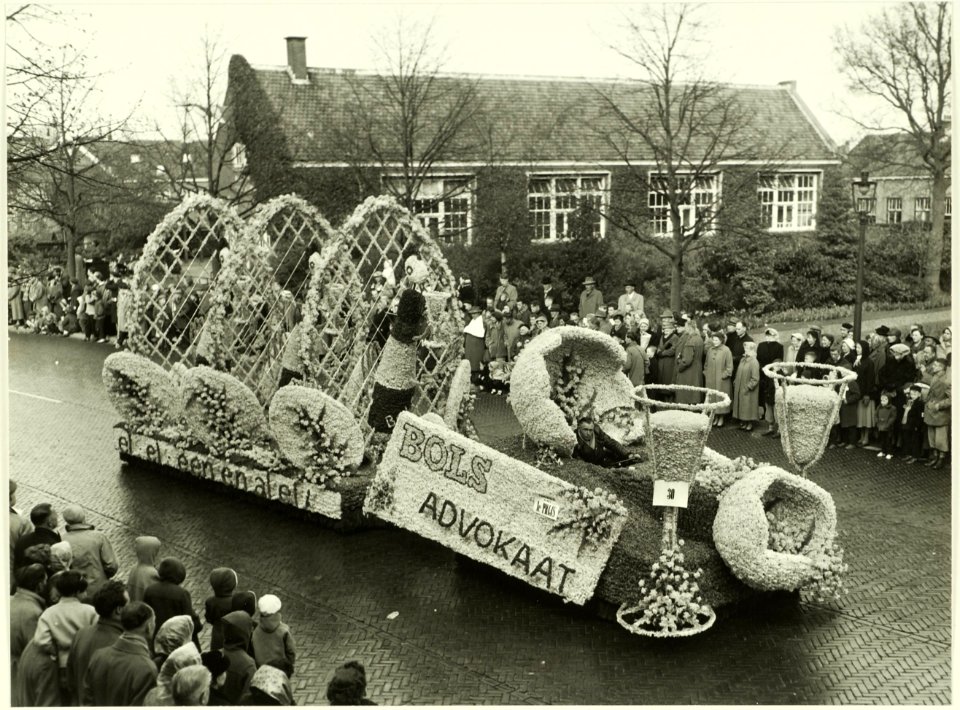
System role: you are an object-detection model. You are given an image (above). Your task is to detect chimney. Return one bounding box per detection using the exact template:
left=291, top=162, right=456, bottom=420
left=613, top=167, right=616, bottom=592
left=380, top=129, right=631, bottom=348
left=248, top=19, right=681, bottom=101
left=778, top=80, right=797, bottom=92
left=285, top=36, right=308, bottom=82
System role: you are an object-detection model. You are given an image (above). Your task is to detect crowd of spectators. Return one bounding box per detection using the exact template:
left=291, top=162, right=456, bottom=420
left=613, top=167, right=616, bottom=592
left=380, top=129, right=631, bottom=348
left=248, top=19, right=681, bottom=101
left=459, top=273, right=952, bottom=467
left=9, top=492, right=377, bottom=706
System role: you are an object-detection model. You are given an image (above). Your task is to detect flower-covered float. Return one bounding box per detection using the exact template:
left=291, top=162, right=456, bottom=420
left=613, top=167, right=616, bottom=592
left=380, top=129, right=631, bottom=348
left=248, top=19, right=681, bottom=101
left=109, top=192, right=850, bottom=634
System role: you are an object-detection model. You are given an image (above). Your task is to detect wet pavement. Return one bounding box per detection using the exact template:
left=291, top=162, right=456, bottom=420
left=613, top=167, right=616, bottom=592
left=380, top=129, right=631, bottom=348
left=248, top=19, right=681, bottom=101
left=6, top=331, right=951, bottom=704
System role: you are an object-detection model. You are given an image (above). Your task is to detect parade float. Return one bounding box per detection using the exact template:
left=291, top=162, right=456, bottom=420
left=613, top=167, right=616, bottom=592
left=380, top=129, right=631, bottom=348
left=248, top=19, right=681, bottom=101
left=107, top=193, right=849, bottom=636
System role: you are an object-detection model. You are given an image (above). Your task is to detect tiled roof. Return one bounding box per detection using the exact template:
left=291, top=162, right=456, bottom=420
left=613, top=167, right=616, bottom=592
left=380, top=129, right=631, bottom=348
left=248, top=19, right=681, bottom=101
left=238, top=63, right=837, bottom=164
left=846, top=133, right=936, bottom=177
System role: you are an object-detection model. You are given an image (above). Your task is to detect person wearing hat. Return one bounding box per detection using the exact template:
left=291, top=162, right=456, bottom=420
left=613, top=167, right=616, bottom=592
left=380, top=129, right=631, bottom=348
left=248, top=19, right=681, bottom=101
left=252, top=594, right=296, bottom=674
left=655, top=309, right=681, bottom=403
left=878, top=342, right=918, bottom=428
left=539, top=275, right=565, bottom=315
left=62, top=505, right=119, bottom=598
left=578, top=277, right=604, bottom=320
left=886, top=326, right=903, bottom=346
left=617, top=282, right=644, bottom=317
left=457, top=276, right=476, bottom=313
left=547, top=302, right=565, bottom=329
left=609, top=310, right=627, bottom=342
left=757, top=328, right=784, bottom=436
left=462, top=304, right=486, bottom=383
left=674, top=318, right=704, bottom=404
left=532, top=312, right=549, bottom=336
left=839, top=322, right=854, bottom=341
left=921, top=358, right=951, bottom=469
left=595, top=305, right=612, bottom=335
left=725, top=318, right=754, bottom=386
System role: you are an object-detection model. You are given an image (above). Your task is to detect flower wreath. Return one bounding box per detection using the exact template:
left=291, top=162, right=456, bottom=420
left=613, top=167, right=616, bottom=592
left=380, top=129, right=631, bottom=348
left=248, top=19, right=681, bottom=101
left=712, top=466, right=839, bottom=592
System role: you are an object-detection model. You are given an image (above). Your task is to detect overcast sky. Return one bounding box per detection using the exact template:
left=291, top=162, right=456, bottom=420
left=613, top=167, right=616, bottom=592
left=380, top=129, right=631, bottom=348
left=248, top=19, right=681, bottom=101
left=11, top=1, right=908, bottom=146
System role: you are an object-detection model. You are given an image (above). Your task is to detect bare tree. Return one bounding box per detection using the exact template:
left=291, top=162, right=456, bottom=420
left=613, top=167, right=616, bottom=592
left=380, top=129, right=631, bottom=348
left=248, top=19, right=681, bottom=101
left=335, top=18, right=488, bottom=216
left=145, top=31, right=252, bottom=206
left=8, top=52, right=133, bottom=279
left=592, top=5, right=795, bottom=311
left=835, top=2, right=951, bottom=297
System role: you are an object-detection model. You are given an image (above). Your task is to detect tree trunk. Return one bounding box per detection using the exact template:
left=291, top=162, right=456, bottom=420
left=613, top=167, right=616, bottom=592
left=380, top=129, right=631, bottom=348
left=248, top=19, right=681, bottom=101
left=65, top=230, right=78, bottom=281
left=926, top=170, right=948, bottom=296
left=670, top=255, right=683, bottom=312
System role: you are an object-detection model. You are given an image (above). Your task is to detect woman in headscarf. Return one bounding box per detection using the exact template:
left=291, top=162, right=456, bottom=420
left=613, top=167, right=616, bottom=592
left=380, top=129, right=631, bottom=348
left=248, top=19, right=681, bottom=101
left=49, top=540, right=73, bottom=574
left=152, top=615, right=196, bottom=669
left=853, top=339, right=877, bottom=447
left=143, top=641, right=203, bottom=705
left=244, top=664, right=296, bottom=705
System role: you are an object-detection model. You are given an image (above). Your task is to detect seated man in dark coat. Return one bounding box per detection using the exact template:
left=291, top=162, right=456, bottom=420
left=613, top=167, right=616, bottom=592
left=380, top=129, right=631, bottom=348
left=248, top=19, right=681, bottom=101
left=573, top=415, right=639, bottom=468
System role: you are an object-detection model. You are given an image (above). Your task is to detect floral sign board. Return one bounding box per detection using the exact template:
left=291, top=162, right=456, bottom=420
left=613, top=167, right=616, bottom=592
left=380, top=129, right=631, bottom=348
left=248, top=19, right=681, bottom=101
left=115, top=426, right=343, bottom=519
left=363, top=412, right=628, bottom=605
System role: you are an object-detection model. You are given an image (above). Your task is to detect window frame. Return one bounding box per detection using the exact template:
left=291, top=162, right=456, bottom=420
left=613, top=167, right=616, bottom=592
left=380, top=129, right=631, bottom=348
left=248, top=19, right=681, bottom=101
left=757, top=171, right=820, bottom=232
left=915, top=196, right=932, bottom=223
left=381, top=174, right=477, bottom=245
left=886, top=196, right=903, bottom=224
left=526, top=172, right=610, bottom=243
left=647, top=171, right=722, bottom=238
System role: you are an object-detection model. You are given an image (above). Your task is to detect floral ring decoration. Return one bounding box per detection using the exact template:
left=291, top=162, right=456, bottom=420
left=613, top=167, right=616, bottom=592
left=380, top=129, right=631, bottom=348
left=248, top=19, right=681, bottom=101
left=102, top=352, right=182, bottom=435
left=763, top=362, right=857, bottom=475
left=269, top=385, right=364, bottom=487
left=180, top=366, right=272, bottom=456
left=510, top=326, right=644, bottom=456
left=712, top=466, right=838, bottom=592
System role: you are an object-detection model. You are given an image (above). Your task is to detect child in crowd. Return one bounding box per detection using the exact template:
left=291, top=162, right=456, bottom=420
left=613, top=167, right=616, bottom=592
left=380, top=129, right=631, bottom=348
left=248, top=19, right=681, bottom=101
left=252, top=594, right=297, bottom=675
left=205, top=567, right=239, bottom=651
left=733, top=341, right=760, bottom=431
left=127, top=536, right=161, bottom=602
left=486, top=359, right=511, bottom=396
left=798, top=350, right=822, bottom=380
left=900, top=385, right=926, bottom=463
left=876, top=392, right=898, bottom=460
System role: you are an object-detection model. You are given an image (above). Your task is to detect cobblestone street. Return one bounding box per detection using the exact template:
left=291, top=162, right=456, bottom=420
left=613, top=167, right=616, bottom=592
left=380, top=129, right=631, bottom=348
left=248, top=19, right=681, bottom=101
left=6, top=332, right=951, bottom=704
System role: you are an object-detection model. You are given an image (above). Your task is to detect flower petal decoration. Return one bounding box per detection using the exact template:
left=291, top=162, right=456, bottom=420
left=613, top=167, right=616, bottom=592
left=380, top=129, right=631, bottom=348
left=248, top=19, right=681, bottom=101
left=712, top=466, right=838, bottom=591
left=510, top=326, right=642, bottom=456
left=443, top=360, right=473, bottom=429
left=180, top=366, right=271, bottom=454
left=269, top=385, right=364, bottom=471
left=102, top=351, right=181, bottom=432
left=774, top=385, right=840, bottom=469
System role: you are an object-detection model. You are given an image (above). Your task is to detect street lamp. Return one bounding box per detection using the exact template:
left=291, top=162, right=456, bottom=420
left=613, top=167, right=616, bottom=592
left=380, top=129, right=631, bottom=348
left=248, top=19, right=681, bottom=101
left=851, top=171, right=877, bottom=342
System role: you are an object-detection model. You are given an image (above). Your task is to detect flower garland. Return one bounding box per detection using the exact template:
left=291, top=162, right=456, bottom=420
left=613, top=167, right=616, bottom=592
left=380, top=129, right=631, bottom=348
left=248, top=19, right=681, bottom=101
left=551, top=351, right=597, bottom=426
left=712, top=466, right=839, bottom=592
left=617, top=541, right=715, bottom=638
left=126, top=194, right=247, bottom=355
left=763, top=362, right=856, bottom=476
left=548, top=485, right=628, bottom=550
left=102, top=352, right=181, bottom=434
left=180, top=366, right=271, bottom=456
left=296, top=405, right=352, bottom=487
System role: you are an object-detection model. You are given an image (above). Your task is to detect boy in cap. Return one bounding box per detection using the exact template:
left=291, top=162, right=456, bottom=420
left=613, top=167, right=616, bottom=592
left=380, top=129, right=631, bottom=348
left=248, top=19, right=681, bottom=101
left=252, top=594, right=297, bottom=675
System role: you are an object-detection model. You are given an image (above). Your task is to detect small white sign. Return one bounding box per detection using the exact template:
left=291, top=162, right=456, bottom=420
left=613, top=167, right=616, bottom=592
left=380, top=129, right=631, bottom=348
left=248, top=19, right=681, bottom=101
left=653, top=481, right=690, bottom=508
left=534, top=497, right=559, bottom=520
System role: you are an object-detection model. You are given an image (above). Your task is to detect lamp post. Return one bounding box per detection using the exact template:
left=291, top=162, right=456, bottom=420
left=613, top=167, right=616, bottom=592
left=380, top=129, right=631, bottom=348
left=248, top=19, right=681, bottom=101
left=851, top=171, right=877, bottom=342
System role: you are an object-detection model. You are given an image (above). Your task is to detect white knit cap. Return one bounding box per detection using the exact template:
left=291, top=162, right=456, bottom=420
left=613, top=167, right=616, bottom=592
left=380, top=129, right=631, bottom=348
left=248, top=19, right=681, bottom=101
left=258, top=594, right=282, bottom=615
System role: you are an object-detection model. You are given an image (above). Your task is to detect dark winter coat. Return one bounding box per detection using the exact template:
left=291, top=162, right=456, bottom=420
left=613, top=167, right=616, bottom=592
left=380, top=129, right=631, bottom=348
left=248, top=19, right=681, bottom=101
left=204, top=567, right=239, bottom=652
left=13, top=526, right=61, bottom=571
left=853, top=340, right=877, bottom=401
left=82, top=633, right=158, bottom=706
left=222, top=611, right=257, bottom=704
left=10, top=588, right=45, bottom=669
left=726, top=331, right=754, bottom=374
left=838, top=378, right=861, bottom=428
left=66, top=617, right=123, bottom=702
left=876, top=404, right=897, bottom=432
left=756, top=340, right=784, bottom=406
left=902, top=398, right=925, bottom=432
left=877, top=354, right=918, bottom=406
left=143, top=559, right=201, bottom=646
left=656, top=331, right=681, bottom=388
left=674, top=330, right=705, bottom=403
left=623, top=342, right=646, bottom=386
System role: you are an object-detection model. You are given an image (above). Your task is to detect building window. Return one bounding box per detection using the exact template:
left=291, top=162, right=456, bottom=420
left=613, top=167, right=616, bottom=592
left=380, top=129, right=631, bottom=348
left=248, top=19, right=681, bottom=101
left=528, top=174, right=607, bottom=241
left=946, top=196, right=952, bottom=218
left=648, top=174, right=719, bottom=237
left=886, top=197, right=902, bottom=224
left=383, top=176, right=474, bottom=245
left=758, top=173, right=818, bottom=231
left=915, top=196, right=931, bottom=222
left=130, top=154, right=141, bottom=165
left=231, top=142, right=247, bottom=171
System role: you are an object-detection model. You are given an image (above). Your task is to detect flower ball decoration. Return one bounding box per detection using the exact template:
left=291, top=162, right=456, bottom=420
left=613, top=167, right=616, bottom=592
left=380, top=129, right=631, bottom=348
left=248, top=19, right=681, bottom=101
left=510, top=326, right=643, bottom=456
left=764, top=362, right=857, bottom=476
left=102, top=352, right=181, bottom=434
left=268, top=385, right=365, bottom=474
left=180, top=366, right=272, bottom=455
left=712, top=466, right=838, bottom=592
left=367, top=288, right=429, bottom=435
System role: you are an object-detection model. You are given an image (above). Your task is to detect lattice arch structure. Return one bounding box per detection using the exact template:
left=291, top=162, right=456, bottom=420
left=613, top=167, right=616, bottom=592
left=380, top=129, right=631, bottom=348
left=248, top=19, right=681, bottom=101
left=194, top=195, right=339, bottom=405
left=126, top=194, right=249, bottom=371
left=298, top=195, right=464, bottom=443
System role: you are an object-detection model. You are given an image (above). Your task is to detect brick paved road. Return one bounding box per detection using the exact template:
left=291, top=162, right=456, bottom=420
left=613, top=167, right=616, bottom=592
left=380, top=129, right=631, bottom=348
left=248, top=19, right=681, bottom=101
left=6, top=332, right=951, bottom=704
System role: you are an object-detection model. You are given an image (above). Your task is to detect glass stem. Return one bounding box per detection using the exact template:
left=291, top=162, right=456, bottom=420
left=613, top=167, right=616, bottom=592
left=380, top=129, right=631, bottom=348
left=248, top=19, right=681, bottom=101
left=661, top=507, right=679, bottom=551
